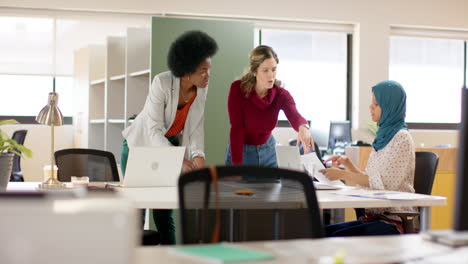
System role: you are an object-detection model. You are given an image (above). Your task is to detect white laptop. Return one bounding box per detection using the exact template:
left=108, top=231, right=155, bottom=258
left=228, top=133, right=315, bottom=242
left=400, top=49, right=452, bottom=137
left=119, top=146, right=186, bottom=188
left=276, top=145, right=304, bottom=172
left=275, top=145, right=343, bottom=190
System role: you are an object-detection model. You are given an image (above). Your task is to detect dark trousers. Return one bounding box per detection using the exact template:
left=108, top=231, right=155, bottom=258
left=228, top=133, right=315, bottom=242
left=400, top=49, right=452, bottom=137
left=121, top=139, right=176, bottom=245
left=326, top=219, right=400, bottom=237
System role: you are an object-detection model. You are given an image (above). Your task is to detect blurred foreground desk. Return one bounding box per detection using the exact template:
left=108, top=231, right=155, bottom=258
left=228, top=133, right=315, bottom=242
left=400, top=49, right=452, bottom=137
left=135, top=234, right=463, bottom=264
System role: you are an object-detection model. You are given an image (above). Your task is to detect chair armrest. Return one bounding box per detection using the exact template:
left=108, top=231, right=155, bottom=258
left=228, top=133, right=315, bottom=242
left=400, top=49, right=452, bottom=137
left=391, top=211, right=419, bottom=218
left=390, top=211, right=420, bottom=233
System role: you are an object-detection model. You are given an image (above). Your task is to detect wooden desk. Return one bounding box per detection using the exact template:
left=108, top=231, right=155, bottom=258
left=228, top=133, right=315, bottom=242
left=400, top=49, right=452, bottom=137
left=346, top=146, right=456, bottom=229
left=135, top=234, right=461, bottom=264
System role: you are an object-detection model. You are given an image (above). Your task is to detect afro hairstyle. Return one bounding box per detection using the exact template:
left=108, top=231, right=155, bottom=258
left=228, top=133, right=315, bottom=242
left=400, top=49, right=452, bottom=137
left=167, top=30, right=218, bottom=77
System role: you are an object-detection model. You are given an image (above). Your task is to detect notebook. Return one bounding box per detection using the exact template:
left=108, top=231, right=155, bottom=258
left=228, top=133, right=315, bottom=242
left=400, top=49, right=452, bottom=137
left=172, top=243, right=274, bottom=262
left=117, top=146, right=185, bottom=188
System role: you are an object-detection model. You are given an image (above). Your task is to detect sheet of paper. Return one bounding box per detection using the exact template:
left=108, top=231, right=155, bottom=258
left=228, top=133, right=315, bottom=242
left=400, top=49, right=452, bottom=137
left=334, top=189, right=431, bottom=200
left=301, top=153, right=345, bottom=186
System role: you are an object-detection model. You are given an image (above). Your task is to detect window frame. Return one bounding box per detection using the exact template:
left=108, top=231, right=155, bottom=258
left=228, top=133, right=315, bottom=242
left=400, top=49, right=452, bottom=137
left=396, top=41, right=467, bottom=130
left=390, top=27, right=468, bottom=130
left=254, top=28, right=353, bottom=128
left=0, top=73, right=74, bottom=124
left=0, top=116, right=73, bottom=125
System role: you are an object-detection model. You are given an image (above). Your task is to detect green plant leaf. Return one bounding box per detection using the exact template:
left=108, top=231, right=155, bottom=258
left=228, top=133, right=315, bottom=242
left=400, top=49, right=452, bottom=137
left=0, top=119, right=19, bottom=126
left=0, top=119, right=33, bottom=158
left=367, top=121, right=379, bottom=137
left=14, top=144, right=33, bottom=158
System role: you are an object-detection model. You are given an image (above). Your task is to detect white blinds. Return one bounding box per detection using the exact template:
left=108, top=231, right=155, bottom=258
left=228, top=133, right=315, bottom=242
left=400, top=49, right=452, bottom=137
left=0, top=10, right=150, bottom=76
left=0, top=16, right=54, bottom=75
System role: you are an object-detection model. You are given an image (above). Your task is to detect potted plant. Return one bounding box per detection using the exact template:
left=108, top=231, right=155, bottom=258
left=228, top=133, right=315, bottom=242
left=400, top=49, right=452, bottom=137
left=0, top=119, right=32, bottom=190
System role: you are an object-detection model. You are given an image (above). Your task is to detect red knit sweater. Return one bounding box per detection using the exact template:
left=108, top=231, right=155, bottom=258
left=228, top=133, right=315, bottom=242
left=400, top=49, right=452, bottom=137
left=227, top=80, right=307, bottom=164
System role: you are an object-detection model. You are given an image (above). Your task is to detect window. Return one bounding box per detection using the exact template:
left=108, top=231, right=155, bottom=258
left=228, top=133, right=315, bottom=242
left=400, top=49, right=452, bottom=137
left=0, top=75, right=72, bottom=116
left=259, top=29, right=348, bottom=122
left=0, top=13, right=148, bottom=122
left=256, top=28, right=350, bottom=146
left=389, top=35, right=466, bottom=128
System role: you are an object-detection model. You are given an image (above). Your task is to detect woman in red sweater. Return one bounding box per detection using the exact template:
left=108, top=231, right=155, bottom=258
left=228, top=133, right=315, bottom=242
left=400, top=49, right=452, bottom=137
left=225, top=45, right=315, bottom=166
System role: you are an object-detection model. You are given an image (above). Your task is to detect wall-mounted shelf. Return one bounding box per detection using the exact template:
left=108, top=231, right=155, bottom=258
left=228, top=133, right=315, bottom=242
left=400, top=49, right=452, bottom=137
left=90, top=119, right=106, bottom=124
left=90, top=78, right=105, bottom=85
left=129, top=69, right=150, bottom=77
left=109, top=74, right=126, bottom=81
left=108, top=119, right=126, bottom=123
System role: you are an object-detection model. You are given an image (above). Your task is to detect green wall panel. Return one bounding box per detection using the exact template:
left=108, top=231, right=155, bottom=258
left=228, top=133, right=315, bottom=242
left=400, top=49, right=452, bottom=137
left=151, top=17, right=254, bottom=165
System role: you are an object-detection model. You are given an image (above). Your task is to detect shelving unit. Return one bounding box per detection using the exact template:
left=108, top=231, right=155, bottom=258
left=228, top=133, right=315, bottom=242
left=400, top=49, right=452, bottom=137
left=88, top=45, right=106, bottom=151
left=125, top=27, right=151, bottom=126
left=73, top=27, right=150, bottom=161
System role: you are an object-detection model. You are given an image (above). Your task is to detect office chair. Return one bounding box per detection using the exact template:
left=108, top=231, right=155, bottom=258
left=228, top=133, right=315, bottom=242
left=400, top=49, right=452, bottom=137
left=178, top=166, right=324, bottom=244
left=10, top=129, right=28, bottom=182
left=355, top=151, right=439, bottom=233
left=54, top=148, right=120, bottom=182
left=54, top=148, right=161, bottom=245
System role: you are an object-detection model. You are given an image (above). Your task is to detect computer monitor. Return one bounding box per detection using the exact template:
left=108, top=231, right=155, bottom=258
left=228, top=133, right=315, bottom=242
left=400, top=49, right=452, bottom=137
left=328, top=121, right=352, bottom=150
left=454, top=86, right=468, bottom=231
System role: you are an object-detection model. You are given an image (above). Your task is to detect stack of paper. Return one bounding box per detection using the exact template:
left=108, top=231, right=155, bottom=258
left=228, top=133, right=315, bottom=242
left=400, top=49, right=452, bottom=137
left=334, top=189, right=430, bottom=200
left=301, top=153, right=345, bottom=188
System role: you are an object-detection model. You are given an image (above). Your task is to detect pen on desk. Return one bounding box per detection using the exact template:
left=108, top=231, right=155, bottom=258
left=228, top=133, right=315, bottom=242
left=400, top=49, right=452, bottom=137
left=373, top=192, right=399, bottom=196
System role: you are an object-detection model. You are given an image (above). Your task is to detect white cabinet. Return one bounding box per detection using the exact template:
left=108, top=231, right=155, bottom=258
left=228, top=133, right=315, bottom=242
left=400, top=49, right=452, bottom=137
left=73, top=27, right=150, bottom=161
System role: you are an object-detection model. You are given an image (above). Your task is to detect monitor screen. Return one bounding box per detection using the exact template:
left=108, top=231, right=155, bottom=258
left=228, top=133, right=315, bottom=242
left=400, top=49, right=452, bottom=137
left=454, top=86, right=468, bottom=231
left=328, top=121, right=352, bottom=150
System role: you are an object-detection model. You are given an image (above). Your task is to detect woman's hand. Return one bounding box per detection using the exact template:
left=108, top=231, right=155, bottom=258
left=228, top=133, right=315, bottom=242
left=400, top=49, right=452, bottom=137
left=319, top=168, right=346, bottom=181
left=297, top=125, right=315, bottom=154
left=182, top=159, right=196, bottom=172
left=192, top=156, right=205, bottom=169
left=323, top=155, right=352, bottom=168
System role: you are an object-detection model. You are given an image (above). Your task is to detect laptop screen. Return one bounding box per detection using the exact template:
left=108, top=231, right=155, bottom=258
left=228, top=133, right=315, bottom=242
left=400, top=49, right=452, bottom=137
left=124, top=146, right=186, bottom=187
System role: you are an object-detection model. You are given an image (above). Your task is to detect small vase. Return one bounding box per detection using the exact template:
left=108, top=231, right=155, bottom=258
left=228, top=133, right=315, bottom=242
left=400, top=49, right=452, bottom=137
left=0, top=153, right=14, bottom=191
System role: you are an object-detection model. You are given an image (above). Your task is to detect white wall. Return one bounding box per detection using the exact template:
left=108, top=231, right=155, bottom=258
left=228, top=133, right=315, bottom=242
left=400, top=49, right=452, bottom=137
left=1, top=0, right=466, bottom=163
left=2, top=125, right=74, bottom=182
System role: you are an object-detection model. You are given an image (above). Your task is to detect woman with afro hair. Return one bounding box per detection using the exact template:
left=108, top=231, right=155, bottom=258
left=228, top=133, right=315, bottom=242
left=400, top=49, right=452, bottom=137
left=121, top=30, right=218, bottom=245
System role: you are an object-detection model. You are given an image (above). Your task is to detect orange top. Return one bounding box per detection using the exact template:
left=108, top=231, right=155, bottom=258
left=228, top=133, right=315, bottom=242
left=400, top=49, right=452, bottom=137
left=165, top=90, right=197, bottom=137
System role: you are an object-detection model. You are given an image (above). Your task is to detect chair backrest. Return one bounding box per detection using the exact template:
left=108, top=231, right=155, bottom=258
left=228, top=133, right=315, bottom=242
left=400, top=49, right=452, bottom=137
left=178, top=166, right=324, bottom=244
left=11, top=130, right=27, bottom=173
left=54, top=148, right=120, bottom=182
left=288, top=139, right=322, bottom=161
left=414, top=151, right=439, bottom=195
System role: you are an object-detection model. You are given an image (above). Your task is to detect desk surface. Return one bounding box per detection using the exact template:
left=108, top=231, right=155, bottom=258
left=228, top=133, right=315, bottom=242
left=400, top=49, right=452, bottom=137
left=7, top=182, right=446, bottom=209
left=135, top=234, right=464, bottom=264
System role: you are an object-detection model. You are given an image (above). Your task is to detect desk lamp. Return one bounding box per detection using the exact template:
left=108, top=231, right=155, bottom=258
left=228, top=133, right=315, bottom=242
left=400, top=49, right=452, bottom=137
left=36, top=77, right=65, bottom=189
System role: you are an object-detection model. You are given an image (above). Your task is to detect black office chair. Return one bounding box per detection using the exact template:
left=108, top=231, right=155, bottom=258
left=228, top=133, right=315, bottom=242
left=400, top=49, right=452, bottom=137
left=355, top=151, right=439, bottom=233
left=10, top=129, right=28, bottom=182
left=397, top=151, right=439, bottom=233
left=178, top=166, right=324, bottom=244
left=54, top=148, right=120, bottom=182
left=414, top=151, right=439, bottom=195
